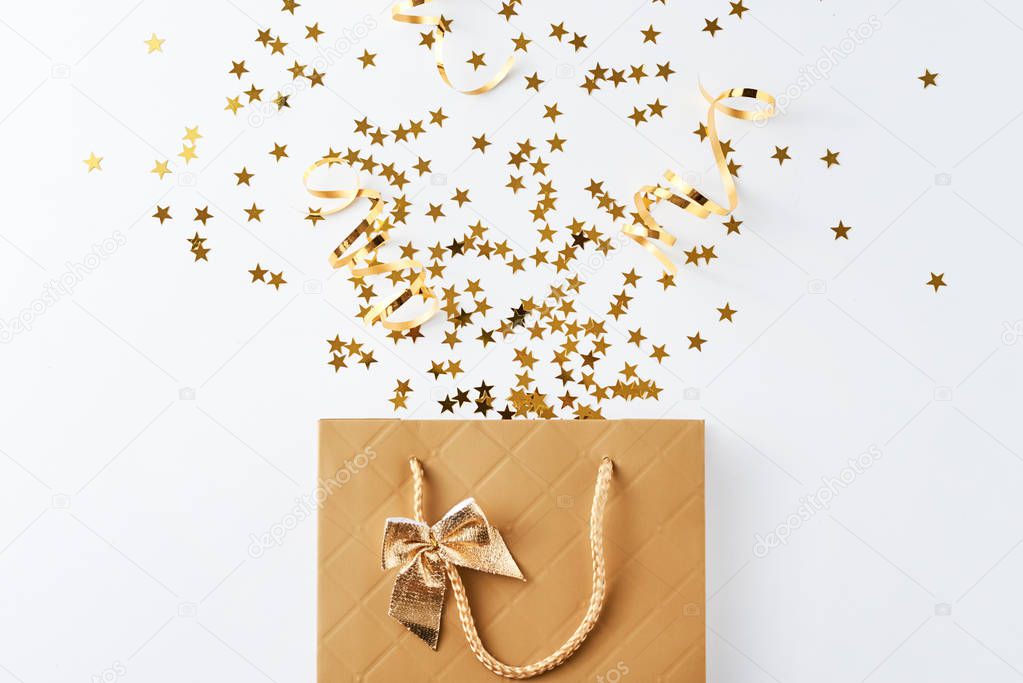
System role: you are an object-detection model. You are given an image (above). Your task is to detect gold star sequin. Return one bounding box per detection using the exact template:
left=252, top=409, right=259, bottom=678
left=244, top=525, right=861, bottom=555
left=249, top=264, right=268, bottom=282
left=723, top=216, right=742, bottom=235
left=730, top=0, right=749, bottom=18
left=821, top=149, right=840, bottom=167
left=703, top=18, right=722, bottom=36
left=194, top=206, right=213, bottom=225
left=771, top=146, right=791, bottom=165
left=178, top=144, right=198, bottom=164
left=430, top=108, right=448, bottom=126
left=153, top=205, right=172, bottom=224
left=270, top=143, right=288, bottom=161
left=144, top=33, right=165, bottom=53
left=543, top=103, right=562, bottom=122
left=150, top=159, right=171, bottom=179
left=471, top=134, right=491, bottom=152
left=358, top=50, right=377, bottom=68
left=831, top=221, right=852, bottom=240
left=918, top=69, right=939, bottom=88
left=926, top=272, right=947, bottom=291
left=84, top=153, right=103, bottom=172
left=245, top=203, right=264, bottom=222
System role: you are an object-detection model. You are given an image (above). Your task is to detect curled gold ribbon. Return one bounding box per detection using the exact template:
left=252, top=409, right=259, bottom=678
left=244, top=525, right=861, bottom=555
left=623, top=85, right=777, bottom=273
left=391, top=0, right=515, bottom=94
left=382, top=496, right=524, bottom=649
left=304, top=157, right=438, bottom=330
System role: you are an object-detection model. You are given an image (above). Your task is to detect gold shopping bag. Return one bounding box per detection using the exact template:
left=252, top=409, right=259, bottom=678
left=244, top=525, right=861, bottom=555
left=318, top=419, right=705, bottom=681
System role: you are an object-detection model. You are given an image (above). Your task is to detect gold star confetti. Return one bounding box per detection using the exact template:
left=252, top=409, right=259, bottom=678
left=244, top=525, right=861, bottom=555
left=249, top=264, right=268, bottom=282
left=188, top=233, right=210, bottom=261
left=918, top=69, right=939, bottom=88
left=771, top=146, right=791, bottom=165
left=83, top=153, right=103, bottom=172
left=270, top=142, right=288, bottom=161
left=628, top=107, right=648, bottom=126
left=245, top=203, right=264, bottom=222
left=926, top=272, right=947, bottom=291
left=194, top=206, right=213, bottom=225
left=641, top=25, right=660, bottom=43
left=730, top=0, right=749, bottom=18
left=723, top=216, right=742, bottom=235
left=182, top=16, right=812, bottom=419
left=358, top=50, right=377, bottom=68
left=229, top=60, right=248, bottom=78
left=471, top=134, right=491, bottom=152
left=821, top=149, right=841, bottom=167
left=150, top=160, right=171, bottom=179
left=144, top=33, right=165, bottom=53
left=153, top=206, right=172, bottom=224
left=466, top=51, right=486, bottom=70
left=831, top=221, right=852, bottom=240
left=178, top=144, right=198, bottom=164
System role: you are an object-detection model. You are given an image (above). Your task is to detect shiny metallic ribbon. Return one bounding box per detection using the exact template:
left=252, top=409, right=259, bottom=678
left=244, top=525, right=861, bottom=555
left=303, top=157, right=439, bottom=330
left=623, top=85, right=777, bottom=273
left=392, top=0, right=515, bottom=94
left=381, top=497, right=524, bottom=649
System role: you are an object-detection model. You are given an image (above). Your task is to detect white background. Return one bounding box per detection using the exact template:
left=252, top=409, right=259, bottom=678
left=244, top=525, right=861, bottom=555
left=2, top=0, right=1023, bottom=681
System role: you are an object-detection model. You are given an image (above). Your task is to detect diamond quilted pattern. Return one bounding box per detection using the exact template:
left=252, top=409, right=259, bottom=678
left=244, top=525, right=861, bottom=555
left=318, top=419, right=704, bottom=682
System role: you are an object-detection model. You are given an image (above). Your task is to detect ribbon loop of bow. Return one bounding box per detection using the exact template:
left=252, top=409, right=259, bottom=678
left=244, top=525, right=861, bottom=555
left=381, top=498, right=524, bottom=648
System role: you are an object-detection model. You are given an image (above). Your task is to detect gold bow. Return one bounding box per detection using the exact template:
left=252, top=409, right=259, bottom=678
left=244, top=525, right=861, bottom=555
left=381, top=497, right=524, bottom=649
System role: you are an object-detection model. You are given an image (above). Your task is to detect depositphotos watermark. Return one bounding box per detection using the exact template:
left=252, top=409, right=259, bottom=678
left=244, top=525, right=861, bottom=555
left=0, top=231, right=127, bottom=343
left=595, top=661, right=630, bottom=683
left=91, top=661, right=126, bottom=683
left=1002, top=320, right=1023, bottom=345
left=753, top=445, right=883, bottom=558
left=759, top=15, right=883, bottom=123
left=248, top=446, right=377, bottom=558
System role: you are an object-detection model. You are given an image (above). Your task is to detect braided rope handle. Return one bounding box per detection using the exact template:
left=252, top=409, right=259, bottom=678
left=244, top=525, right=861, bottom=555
left=409, top=456, right=614, bottom=679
